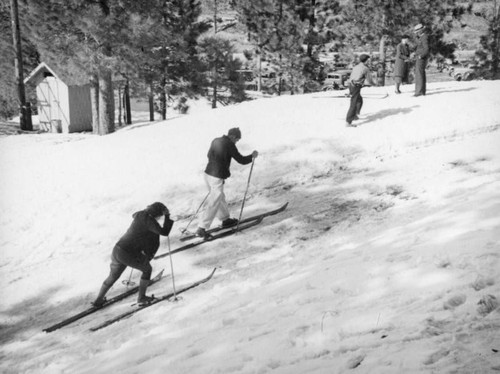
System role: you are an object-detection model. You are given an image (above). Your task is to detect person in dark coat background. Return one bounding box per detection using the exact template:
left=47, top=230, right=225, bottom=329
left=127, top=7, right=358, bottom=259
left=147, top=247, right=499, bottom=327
left=92, top=202, right=173, bottom=307
left=413, top=23, right=429, bottom=96
left=196, top=127, right=258, bottom=239
left=393, top=35, right=411, bottom=94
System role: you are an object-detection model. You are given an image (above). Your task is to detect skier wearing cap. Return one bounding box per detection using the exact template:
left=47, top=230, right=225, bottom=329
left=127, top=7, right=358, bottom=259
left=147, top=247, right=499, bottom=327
left=196, top=128, right=258, bottom=239
left=413, top=23, right=429, bottom=96
left=92, top=202, right=173, bottom=307
left=345, top=54, right=375, bottom=127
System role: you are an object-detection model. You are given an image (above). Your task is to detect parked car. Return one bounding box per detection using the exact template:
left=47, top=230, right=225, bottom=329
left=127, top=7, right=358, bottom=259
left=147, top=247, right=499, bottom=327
left=448, top=66, right=477, bottom=81
left=322, top=69, right=352, bottom=90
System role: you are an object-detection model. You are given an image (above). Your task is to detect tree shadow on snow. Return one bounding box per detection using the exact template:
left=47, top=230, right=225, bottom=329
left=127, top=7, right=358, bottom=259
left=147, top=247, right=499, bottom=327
left=0, top=285, right=94, bottom=344
left=0, top=285, right=64, bottom=343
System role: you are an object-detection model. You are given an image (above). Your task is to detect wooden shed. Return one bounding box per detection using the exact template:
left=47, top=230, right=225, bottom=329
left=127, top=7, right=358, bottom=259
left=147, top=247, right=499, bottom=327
left=24, top=62, right=92, bottom=133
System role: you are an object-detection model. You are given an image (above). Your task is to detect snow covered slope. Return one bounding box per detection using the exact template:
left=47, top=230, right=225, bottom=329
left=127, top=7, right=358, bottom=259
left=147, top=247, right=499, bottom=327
left=1, top=81, right=499, bottom=373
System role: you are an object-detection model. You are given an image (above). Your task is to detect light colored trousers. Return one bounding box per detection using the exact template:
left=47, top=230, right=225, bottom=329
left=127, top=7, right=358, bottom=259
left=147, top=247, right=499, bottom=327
left=199, top=173, right=230, bottom=229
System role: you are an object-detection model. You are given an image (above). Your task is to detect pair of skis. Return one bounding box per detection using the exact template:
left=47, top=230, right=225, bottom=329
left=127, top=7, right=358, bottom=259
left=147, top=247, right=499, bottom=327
left=154, top=202, right=288, bottom=259
left=43, top=269, right=166, bottom=333
left=313, top=91, right=389, bottom=99
left=43, top=268, right=216, bottom=333
left=90, top=268, right=217, bottom=331
left=43, top=203, right=288, bottom=332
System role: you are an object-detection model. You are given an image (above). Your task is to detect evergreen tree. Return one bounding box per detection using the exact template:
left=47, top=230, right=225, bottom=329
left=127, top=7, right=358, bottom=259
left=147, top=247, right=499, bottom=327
left=0, top=1, right=39, bottom=120
left=476, top=0, right=500, bottom=78
left=121, top=0, right=209, bottom=119
left=294, top=0, right=342, bottom=88
left=20, top=0, right=170, bottom=134
left=339, top=0, right=463, bottom=86
left=198, top=37, right=245, bottom=106
left=232, top=0, right=308, bottom=94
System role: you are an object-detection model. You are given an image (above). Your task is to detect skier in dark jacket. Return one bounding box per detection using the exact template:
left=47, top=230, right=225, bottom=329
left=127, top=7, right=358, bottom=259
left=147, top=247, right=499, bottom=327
left=196, top=127, right=258, bottom=238
left=92, top=202, right=173, bottom=307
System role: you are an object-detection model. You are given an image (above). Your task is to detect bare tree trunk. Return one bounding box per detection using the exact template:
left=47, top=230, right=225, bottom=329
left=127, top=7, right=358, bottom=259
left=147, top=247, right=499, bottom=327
left=98, top=67, right=115, bottom=135
left=148, top=80, right=154, bottom=122
left=123, top=78, right=131, bottom=125
left=257, top=46, right=262, bottom=92
left=160, top=75, right=167, bottom=120
left=117, top=84, right=122, bottom=127
left=377, top=36, right=387, bottom=87
left=492, top=0, right=500, bottom=76
left=212, top=0, right=218, bottom=108
left=90, top=73, right=99, bottom=134
left=10, top=0, right=32, bottom=131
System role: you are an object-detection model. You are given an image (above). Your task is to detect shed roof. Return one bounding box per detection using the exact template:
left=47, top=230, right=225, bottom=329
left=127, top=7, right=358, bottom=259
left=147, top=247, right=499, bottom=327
left=24, top=62, right=91, bottom=86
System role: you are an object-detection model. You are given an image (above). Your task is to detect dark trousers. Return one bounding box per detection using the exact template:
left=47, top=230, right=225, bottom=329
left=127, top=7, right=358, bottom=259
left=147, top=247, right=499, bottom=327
left=346, top=83, right=363, bottom=124
left=102, top=245, right=152, bottom=288
left=414, top=59, right=427, bottom=95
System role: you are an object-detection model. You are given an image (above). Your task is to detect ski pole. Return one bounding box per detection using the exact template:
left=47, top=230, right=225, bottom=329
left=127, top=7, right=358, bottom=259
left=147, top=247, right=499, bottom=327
left=236, top=157, right=255, bottom=232
left=167, top=236, right=178, bottom=301
left=180, top=191, right=210, bottom=235
left=122, top=268, right=135, bottom=287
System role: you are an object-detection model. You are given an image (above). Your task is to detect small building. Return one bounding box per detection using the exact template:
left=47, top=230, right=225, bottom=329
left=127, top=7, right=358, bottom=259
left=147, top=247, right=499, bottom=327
left=24, top=62, right=92, bottom=133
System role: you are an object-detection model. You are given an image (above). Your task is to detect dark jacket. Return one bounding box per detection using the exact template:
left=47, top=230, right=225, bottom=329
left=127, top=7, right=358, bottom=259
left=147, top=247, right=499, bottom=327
left=204, top=135, right=253, bottom=179
left=393, top=42, right=410, bottom=78
left=116, top=211, right=173, bottom=259
left=415, top=33, right=429, bottom=60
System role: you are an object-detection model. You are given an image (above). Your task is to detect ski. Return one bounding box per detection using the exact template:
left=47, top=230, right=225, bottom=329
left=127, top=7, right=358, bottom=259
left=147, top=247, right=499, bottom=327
left=155, top=217, right=264, bottom=259
left=43, top=269, right=165, bottom=333
left=180, top=202, right=288, bottom=242
left=90, top=268, right=217, bottom=331
left=312, top=92, right=389, bottom=99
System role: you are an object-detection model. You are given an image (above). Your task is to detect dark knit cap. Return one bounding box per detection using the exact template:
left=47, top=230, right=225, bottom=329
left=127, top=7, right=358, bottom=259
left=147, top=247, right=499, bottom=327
left=146, top=202, right=167, bottom=217
left=228, top=127, right=242, bottom=139
left=359, top=54, right=370, bottom=63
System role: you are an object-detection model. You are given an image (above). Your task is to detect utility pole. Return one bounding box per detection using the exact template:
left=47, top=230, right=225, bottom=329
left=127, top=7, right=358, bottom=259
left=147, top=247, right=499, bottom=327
left=212, top=0, right=218, bottom=108
left=9, top=0, right=32, bottom=131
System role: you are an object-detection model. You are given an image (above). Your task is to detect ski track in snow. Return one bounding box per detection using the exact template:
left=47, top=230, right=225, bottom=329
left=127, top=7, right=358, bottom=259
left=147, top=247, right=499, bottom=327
left=1, top=80, right=500, bottom=373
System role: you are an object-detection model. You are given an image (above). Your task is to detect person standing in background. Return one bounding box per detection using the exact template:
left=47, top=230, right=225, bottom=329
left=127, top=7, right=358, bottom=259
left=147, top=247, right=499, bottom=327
left=345, top=54, right=375, bottom=127
left=394, top=35, right=411, bottom=94
left=413, top=24, right=429, bottom=96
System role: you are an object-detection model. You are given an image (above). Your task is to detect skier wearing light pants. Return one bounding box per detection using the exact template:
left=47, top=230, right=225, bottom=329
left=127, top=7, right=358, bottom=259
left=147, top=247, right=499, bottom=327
left=196, top=127, right=258, bottom=239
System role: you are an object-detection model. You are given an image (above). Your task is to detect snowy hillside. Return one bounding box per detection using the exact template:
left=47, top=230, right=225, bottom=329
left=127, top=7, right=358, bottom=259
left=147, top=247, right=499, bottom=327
left=1, top=80, right=499, bottom=374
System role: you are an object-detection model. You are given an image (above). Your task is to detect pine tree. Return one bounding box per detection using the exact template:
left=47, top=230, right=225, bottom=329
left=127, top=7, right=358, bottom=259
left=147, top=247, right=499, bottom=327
left=232, top=0, right=307, bottom=94
left=339, top=0, right=463, bottom=86
left=476, top=0, right=500, bottom=77
left=20, top=0, right=171, bottom=134
left=0, top=1, right=39, bottom=120
left=198, top=36, right=245, bottom=106
left=294, top=0, right=342, bottom=88
left=123, top=0, right=209, bottom=119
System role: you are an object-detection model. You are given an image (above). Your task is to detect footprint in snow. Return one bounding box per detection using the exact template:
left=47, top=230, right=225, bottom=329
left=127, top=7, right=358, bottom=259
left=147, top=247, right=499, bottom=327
left=346, top=353, right=366, bottom=369
left=477, top=295, right=499, bottom=316
left=471, top=276, right=495, bottom=291
left=424, top=348, right=450, bottom=365
left=443, top=294, right=466, bottom=310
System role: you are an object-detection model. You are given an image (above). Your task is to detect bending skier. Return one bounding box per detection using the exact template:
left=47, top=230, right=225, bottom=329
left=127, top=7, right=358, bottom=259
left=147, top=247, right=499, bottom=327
left=196, top=127, right=258, bottom=239
left=345, top=54, right=375, bottom=127
left=92, top=202, right=173, bottom=307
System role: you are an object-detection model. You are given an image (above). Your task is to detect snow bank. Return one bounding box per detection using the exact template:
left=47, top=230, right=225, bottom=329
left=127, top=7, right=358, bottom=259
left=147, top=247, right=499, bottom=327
left=1, top=80, right=499, bottom=373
